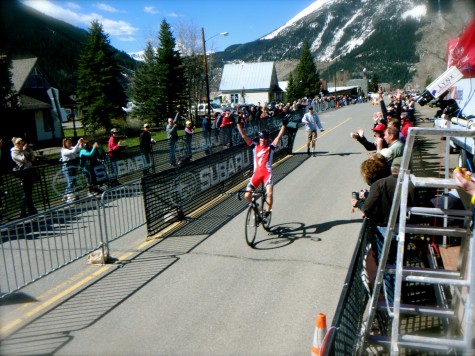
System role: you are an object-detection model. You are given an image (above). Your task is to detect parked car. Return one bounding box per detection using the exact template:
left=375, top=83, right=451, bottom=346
left=194, top=103, right=225, bottom=117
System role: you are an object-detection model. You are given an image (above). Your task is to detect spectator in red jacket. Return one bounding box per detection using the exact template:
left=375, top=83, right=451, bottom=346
left=108, top=128, right=122, bottom=157
left=400, top=112, right=414, bottom=140
left=220, top=110, right=234, bottom=147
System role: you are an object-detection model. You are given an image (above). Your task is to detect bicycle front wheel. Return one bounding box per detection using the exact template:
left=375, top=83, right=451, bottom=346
left=245, top=206, right=258, bottom=246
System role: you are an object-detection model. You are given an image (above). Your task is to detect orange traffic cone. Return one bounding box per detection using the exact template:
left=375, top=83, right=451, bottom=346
left=311, top=313, right=327, bottom=356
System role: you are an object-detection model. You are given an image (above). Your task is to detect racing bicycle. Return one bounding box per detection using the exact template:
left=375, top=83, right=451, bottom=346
left=237, top=187, right=272, bottom=246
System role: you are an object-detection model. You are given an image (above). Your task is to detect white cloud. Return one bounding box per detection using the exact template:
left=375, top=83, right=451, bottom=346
left=94, top=3, right=121, bottom=13
left=23, top=0, right=85, bottom=26
left=22, top=0, right=138, bottom=36
left=118, top=36, right=136, bottom=42
left=66, top=2, right=80, bottom=10
left=101, top=18, right=138, bottom=35
left=167, top=12, right=182, bottom=18
left=144, top=6, right=159, bottom=14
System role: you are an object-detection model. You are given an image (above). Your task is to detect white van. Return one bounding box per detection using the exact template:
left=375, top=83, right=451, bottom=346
left=194, top=103, right=224, bottom=117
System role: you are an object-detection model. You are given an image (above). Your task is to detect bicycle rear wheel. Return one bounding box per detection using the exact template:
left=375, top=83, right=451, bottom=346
left=245, top=206, right=258, bottom=246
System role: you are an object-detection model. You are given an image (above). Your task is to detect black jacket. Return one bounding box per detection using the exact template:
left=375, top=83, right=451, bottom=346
left=356, top=173, right=413, bottom=227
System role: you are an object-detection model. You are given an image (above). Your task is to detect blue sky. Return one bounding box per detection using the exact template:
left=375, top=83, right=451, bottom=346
left=22, top=0, right=317, bottom=54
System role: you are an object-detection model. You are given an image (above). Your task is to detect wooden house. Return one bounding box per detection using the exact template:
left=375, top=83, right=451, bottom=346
left=6, top=58, right=64, bottom=147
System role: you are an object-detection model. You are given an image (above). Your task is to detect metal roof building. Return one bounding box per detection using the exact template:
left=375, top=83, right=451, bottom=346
left=219, top=62, right=283, bottom=105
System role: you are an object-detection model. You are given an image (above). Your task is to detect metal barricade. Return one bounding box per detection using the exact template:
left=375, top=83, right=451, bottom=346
left=0, top=196, right=104, bottom=299
left=100, top=179, right=145, bottom=245
left=323, top=218, right=372, bottom=355
left=0, top=179, right=146, bottom=299
left=0, top=112, right=304, bottom=299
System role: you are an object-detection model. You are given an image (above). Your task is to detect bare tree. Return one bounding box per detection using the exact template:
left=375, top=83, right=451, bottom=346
left=174, top=20, right=205, bottom=119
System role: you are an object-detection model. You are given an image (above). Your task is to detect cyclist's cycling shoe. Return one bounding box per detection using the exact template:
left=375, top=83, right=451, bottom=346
left=262, top=211, right=271, bottom=224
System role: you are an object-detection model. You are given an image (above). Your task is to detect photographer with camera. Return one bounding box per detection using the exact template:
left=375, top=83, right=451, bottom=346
left=351, top=160, right=413, bottom=297
left=11, top=137, right=38, bottom=217
left=61, top=137, right=84, bottom=202
left=79, top=140, right=104, bottom=197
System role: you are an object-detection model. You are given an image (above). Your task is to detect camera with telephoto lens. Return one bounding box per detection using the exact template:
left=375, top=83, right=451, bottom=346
left=414, top=89, right=433, bottom=106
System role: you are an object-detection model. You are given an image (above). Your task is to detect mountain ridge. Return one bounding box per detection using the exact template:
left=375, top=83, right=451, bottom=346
left=213, top=0, right=475, bottom=89
left=2, top=0, right=474, bottom=95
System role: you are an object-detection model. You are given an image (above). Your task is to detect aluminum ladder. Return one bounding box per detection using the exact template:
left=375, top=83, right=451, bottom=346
left=361, top=127, right=475, bottom=355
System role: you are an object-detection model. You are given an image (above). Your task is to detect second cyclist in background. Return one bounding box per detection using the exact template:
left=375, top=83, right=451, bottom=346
left=302, top=106, right=324, bottom=157
left=236, top=118, right=287, bottom=223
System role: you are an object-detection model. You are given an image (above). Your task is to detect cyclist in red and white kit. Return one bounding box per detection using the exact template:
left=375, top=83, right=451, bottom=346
left=236, top=120, right=287, bottom=219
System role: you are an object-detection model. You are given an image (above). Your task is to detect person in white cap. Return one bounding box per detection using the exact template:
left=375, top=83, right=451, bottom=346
left=61, top=137, right=84, bottom=202
left=11, top=137, right=38, bottom=216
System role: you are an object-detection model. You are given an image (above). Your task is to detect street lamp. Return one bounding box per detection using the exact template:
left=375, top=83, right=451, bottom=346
left=201, top=28, right=228, bottom=116
left=362, top=68, right=367, bottom=96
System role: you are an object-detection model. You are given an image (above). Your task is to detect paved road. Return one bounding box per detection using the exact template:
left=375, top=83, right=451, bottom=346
left=0, top=102, right=418, bottom=355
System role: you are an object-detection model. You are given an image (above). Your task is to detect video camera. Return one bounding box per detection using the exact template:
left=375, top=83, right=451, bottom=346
left=415, top=66, right=463, bottom=106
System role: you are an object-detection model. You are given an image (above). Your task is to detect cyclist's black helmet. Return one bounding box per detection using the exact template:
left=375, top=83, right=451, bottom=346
left=259, top=130, right=270, bottom=138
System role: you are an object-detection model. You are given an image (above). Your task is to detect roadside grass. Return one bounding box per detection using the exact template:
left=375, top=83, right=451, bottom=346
left=60, top=127, right=202, bottom=154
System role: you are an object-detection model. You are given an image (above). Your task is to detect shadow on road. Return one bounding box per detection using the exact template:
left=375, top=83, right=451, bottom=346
left=0, top=153, right=312, bottom=354
left=250, top=219, right=363, bottom=250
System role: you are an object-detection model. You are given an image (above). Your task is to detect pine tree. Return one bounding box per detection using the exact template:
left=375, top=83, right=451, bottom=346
left=132, top=41, right=160, bottom=124
left=0, top=54, right=19, bottom=111
left=132, top=20, right=188, bottom=124
left=294, top=42, right=321, bottom=100
left=76, top=20, right=126, bottom=131
left=155, top=20, right=188, bottom=119
left=368, top=73, right=380, bottom=93
left=285, top=72, right=297, bottom=104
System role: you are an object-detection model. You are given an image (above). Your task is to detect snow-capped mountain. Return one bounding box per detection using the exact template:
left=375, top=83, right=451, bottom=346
left=260, top=0, right=427, bottom=62
left=213, top=0, right=474, bottom=86
left=128, top=51, right=145, bottom=62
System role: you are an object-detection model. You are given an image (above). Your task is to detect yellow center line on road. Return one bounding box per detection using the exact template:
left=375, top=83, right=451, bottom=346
left=0, top=250, right=136, bottom=338
left=1, top=119, right=352, bottom=337
left=296, top=117, right=352, bottom=152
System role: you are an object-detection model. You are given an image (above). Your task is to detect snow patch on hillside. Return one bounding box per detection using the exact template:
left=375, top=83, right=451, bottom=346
left=317, top=9, right=364, bottom=61
left=402, top=5, right=427, bottom=21
left=310, top=14, right=332, bottom=53
left=261, top=0, right=335, bottom=40
left=129, top=51, right=145, bottom=61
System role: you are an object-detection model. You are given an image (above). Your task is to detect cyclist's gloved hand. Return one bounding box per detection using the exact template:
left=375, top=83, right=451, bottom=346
left=282, top=118, right=289, bottom=127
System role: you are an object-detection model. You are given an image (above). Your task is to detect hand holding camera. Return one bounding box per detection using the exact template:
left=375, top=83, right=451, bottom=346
left=351, top=189, right=368, bottom=212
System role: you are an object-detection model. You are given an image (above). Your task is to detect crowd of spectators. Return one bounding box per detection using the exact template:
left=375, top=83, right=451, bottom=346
left=0, top=91, right=364, bottom=223
left=349, top=89, right=417, bottom=295
left=349, top=88, right=475, bottom=304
